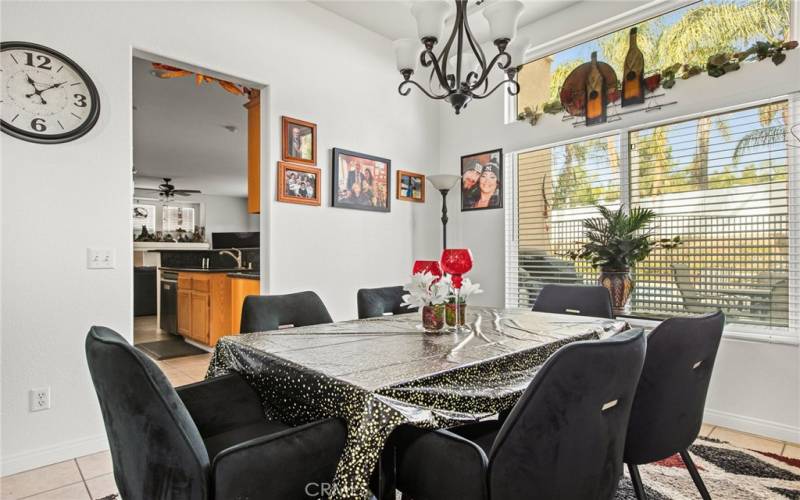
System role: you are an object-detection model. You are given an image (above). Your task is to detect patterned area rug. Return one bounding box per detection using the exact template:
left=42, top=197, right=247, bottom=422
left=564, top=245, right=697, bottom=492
left=616, top=438, right=800, bottom=499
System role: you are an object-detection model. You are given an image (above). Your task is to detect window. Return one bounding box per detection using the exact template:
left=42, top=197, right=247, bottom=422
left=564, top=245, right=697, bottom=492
left=132, top=204, right=156, bottom=238
left=507, top=99, right=795, bottom=333
left=508, top=135, right=621, bottom=307
left=162, top=206, right=195, bottom=233
left=516, top=0, right=791, bottom=117
left=629, top=102, right=790, bottom=327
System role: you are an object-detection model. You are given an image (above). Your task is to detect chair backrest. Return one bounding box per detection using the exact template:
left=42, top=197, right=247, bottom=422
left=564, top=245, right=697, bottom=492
left=670, top=263, right=707, bottom=314
left=85, top=326, right=209, bottom=500
left=356, top=285, right=417, bottom=319
left=531, top=284, right=614, bottom=318
left=240, top=291, right=333, bottom=333
left=624, top=311, right=725, bottom=464
left=488, top=329, right=647, bottom=500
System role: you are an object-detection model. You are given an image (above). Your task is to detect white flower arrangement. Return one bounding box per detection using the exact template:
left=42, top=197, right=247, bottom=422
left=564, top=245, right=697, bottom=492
left=401, top=272, right=450, bottom=309
left=446, top=277, right=483, bottom=304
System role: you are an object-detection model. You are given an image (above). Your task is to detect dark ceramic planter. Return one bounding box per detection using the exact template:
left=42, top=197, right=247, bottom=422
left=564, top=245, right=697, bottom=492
left=599, top=269, right=633, bottom=315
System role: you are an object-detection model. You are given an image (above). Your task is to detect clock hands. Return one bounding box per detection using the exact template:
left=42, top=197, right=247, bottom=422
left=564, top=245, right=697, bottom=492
left=23, top=76, right=67, bottom=105
left=39, top=81, right=67, bottom=93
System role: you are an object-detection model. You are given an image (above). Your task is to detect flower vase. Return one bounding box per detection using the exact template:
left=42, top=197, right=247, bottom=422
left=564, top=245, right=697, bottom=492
left=445, top=302, right=466, bottom=327
left=422, top=304, right=445, bottom=332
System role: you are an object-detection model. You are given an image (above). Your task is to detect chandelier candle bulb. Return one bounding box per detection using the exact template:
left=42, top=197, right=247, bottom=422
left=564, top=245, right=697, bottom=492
left=482, top=1, right=525, bottom=43
left=394, top=39, right=419, bottom=72
left=410, top=0, right=452, bottom=41
left=505, top=35, right=531, bottom=75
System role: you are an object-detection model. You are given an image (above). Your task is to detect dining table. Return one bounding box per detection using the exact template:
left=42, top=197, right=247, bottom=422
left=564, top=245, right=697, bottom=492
left=207, top=306, right=628, bottom=500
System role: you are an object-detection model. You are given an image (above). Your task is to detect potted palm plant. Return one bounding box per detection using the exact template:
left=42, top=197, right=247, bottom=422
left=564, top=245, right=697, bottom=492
left=565, top=206, right=681, bottom=314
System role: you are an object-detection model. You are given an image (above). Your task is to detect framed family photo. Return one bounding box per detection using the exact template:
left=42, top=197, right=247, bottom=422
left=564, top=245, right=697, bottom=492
left=461, top=148, right=503, bottom=211
left=396, top=170, right=425, bottom=203
left=281, top=116, right=317, bottom=165
left=277, top=162, right=321, bottom=206
left=332, top=148, right=390, bottom=212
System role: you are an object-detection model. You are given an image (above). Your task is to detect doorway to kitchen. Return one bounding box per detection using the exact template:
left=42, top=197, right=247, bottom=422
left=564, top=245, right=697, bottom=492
left=131, top=53, right=264, bottom=360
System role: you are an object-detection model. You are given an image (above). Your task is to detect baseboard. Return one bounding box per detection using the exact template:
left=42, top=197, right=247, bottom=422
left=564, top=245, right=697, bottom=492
left=1, top=433, right=109, bottom=477
left=184, top=338, right=213, bottom=352
left=704, top=408, right=800, bottom=444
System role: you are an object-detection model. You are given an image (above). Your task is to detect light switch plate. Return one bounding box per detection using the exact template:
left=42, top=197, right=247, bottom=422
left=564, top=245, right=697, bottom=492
left=87, top=248, right=115, bottom=269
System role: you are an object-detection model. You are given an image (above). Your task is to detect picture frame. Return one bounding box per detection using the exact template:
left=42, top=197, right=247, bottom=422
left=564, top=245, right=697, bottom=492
left=276, top=161, right=321, bottom=206
left=332, top=148, right=391, bottom=212
left=281, top=116, right=317, bottom=165
left=396, top=170, right=426, bottom=203
left=461, top=148, right=503, bottom=211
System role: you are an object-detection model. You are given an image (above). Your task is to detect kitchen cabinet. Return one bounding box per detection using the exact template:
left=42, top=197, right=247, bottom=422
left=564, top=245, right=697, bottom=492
left=190, top=291, right=210, bottom=344
left=230, top=276, right=260, bottom=333
left=176, top=272, right=232, bottom=347
left=177, top=289, right=192, bottom=335
left=245, top=89, right=260, bottom=214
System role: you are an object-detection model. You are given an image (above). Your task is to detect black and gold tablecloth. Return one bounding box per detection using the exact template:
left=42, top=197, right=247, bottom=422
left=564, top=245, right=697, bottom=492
left=207, top=306, right=626, bottom=499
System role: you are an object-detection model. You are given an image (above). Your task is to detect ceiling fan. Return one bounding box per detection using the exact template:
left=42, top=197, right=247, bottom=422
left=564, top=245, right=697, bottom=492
left=137, top=178, right=201, bottom=200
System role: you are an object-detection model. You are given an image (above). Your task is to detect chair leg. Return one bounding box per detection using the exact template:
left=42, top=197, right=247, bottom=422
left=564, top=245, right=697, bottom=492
left=376, top=445, right=396, bottom=500
left=628, top=463, right=647, bottom=500
left=680, top=449, right=712, bottom=500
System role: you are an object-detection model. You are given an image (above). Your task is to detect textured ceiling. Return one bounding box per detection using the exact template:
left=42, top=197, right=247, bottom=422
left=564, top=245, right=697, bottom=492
left=311, top=0, right=582, bottom=42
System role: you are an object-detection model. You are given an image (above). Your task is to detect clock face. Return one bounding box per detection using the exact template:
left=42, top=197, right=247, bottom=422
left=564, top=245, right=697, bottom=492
left=1, top=42, right=100, bottom=144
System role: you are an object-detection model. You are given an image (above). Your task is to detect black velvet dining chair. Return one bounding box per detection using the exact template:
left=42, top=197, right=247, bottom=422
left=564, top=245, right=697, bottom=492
left=393, top=328, right=647, bottom=500
left=532, top=283, right=614, bottom=318
left=240, top=291, right=333, bottom=333
left=624, top=311, right=725, bottom=500
left=85, top=326, right=346, bottom=500
left=357, top=285, right=418, bottom=319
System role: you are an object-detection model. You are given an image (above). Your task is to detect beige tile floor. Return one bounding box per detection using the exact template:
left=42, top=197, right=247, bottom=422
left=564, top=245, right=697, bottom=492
left=2, top=322, right=797, bottom=499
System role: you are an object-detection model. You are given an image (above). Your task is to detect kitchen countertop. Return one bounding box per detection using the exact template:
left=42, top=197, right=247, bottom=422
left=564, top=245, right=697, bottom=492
left=227, top=272, right=260, bottom=280
left=160, top=266, right=251, bottom=273
left=149, top=247, right=259, bottom=253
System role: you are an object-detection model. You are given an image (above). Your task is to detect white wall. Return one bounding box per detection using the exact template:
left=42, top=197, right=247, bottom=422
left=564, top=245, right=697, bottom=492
left=197, top=194, right=253, bottom=238
left=436, top=2, right=800, bottom=442
left=0, top=1, right=441, bottom=475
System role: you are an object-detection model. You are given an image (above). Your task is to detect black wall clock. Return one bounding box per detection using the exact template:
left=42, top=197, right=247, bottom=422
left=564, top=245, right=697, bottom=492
left=1, top=41, right=100, bottom=144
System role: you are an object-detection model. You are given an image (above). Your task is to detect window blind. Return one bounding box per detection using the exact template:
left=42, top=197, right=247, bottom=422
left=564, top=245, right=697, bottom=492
left=507, top=135, right=622, bottom=308
left=507, top=99, right=796, bottom=334
left=628, top=102, right=790, bottom=328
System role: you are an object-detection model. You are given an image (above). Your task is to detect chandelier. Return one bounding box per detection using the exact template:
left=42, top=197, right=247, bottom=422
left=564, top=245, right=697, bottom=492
left=394, top=0, right=530, bottom=114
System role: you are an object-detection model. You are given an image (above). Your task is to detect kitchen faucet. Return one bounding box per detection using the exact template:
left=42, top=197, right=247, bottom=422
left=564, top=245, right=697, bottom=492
left=219, top=248, right=243, bottom=268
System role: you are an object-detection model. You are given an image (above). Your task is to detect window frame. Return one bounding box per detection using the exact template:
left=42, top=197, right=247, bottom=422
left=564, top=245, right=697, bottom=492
left=505, top=93, right=800, bottom=344
left=505, top=0, right=795, bottom=124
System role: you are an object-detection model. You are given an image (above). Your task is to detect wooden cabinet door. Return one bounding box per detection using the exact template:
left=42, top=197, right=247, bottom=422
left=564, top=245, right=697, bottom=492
left=177, top=289, right=192, bottom=335
left=190, top=291, right=210, bottom=344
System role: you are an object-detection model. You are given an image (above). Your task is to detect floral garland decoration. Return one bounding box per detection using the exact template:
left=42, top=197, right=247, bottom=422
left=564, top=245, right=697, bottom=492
left=518, top=39, right=798, bottom=125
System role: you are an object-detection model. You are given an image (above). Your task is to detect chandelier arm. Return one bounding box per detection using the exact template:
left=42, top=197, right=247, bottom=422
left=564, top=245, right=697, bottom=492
left=468, top=51, right=511, bottom=91
left=463, top=9, right=487, bottom=72
left=437, top=9, right=460, bottom=92
left=471, top=77, right=520, bottom=99
left=399, top=78, right=451, bottom=100
left=453, top=0, right=466, bottom=89
left=422, top=49, right=452, bottom=92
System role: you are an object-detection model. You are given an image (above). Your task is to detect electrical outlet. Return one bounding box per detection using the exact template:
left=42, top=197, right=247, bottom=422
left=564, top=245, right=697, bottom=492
left=30, top=387, right=51, bottom=412
left=87, top=248, right=116, bottom=269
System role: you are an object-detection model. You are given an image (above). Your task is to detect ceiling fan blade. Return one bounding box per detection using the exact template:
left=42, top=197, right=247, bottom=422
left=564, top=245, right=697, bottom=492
left=174, top=190, right=202, bottom=195
left=136, top=187, right=163, bottom=192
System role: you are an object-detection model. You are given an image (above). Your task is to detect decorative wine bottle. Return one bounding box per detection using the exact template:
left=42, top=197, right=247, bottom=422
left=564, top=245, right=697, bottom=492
left=585, top=52, right=607, bottom=125
left=622, top=27, right=645, bottom=107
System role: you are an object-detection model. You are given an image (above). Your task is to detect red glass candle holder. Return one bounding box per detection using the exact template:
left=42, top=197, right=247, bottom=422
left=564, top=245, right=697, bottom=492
left=440, top=249, right=473, bottom=289
left=412, top=260, right=443, bottom=281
